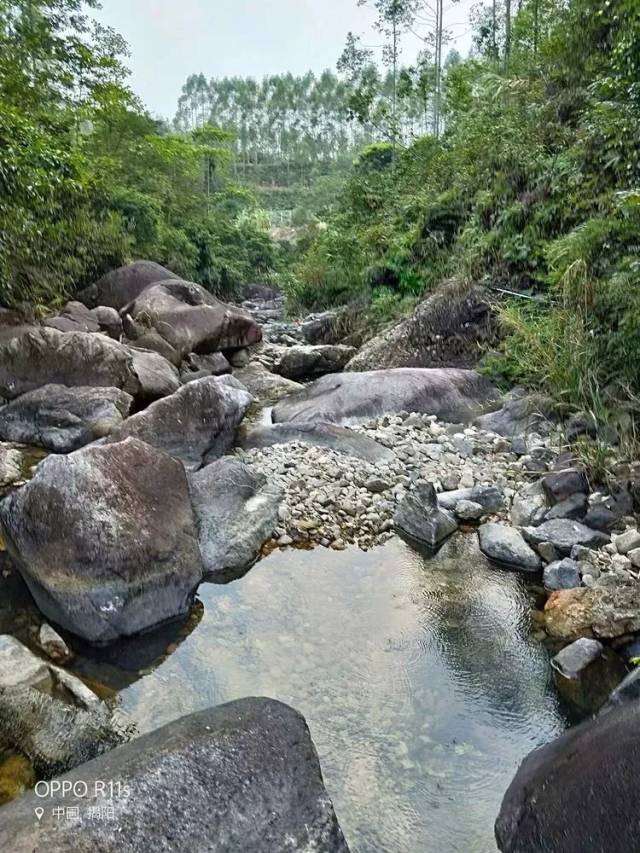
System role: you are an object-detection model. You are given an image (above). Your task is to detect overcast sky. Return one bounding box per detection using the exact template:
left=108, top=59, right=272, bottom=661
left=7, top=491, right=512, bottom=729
left=95, top=0, right=476, bottom=120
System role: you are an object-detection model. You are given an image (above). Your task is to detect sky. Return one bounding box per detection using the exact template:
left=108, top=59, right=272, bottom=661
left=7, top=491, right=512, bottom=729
left=95, top=0, right=477, bottom=120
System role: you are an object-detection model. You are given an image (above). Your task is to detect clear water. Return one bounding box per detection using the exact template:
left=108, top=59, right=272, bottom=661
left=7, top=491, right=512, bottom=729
left=73, top=534, right=568, bottom=853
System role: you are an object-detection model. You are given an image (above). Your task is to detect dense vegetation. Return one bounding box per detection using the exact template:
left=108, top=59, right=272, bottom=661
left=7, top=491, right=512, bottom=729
left=288, top=0, right=640, bottom=429
left=0, top=0, right=279, bottom=308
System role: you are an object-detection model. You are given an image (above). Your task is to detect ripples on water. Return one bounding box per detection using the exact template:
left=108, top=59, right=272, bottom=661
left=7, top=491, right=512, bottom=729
left=79, top=534, right=568, bottom=853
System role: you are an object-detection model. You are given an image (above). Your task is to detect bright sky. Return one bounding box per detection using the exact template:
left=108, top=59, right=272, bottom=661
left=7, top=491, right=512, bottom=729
left=95, top=0, right=477, bottom=120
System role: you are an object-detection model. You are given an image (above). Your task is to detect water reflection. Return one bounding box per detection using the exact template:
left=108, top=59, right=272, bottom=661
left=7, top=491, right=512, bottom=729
left=92, top=535, right=567, bottom=853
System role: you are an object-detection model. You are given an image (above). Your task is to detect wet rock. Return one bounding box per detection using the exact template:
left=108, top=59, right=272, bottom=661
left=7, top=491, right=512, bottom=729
left=438, top=485, right=504, bottom=513
left=122, top=279, right=261, bottom=364
left=0, top=687, right=125, bottom=778
left=273, top=344, right=357, bottom=380
left=273, top=368, right=499, bottom=426
left=0, top=384, right=133, bottom=452
left=496, top=701, right=640, bottom=853
left=454, top=499, right=484, bottom=521
left=605, top=667, right=640, bottom=708
left=188, top=457, right=281, bottom=580
left=551, top=637, right=626, bottom=714
left=233, top=363, right=303, bottom=404
left=544, top=492, right=587, bottom=522
left=108, top=377, right=252, bottom=470
left=0, top=438, right=203, bottom=643
left=238, top=421, right=394, bottom=464
left=522, top=519, right=609, bottom=556
left=394, top=483, right=458, bottom=547
left=0, top=447, right=22, bottom=488
left=76, top=260, right=180, bottom=310
left=0, top=698, right=350, bottom=853
left=478, top=523, right=541, bottom=572
left=552, top=637, right=603, bottom=679
left=541, top=468, right=589, bottom=504
left=36, top=624, right=72, bottom=664
left=0, top=327, right=179, bottom=403
left=614, top=528, right=640, bottom=555
left=543, top=558, right=582, bottom=591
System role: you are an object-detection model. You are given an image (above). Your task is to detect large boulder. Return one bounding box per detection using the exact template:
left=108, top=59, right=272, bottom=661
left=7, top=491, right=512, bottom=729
left=0, top=327, right=179, bottom=403
left=273, top=344, right=357, bottom=380
left=43, top=301, right=100, bottom=334
left=272, top=368, right=499, bottom=426
left=495, top=700, right=640, bottom=853
left=188, top=458, right=281, bottom=580
left=0, top=698, right=351, bottom=853
left=76, top=261, right=180, bottom=310
left=108, top=377, right=252, bottom=470
left=394, top=483, right=458, bottom=547
left=0, top=385, right=133, bottom=452
left=238, top=421, right=395, bottom=463
left=122, top=279, right=262, bottom=364
left=0, top=438, right=203, bottom=643
left=233, top=362, right=303, bottom=404
left=347, top=282, right=495, bottom=372
left=478, top=523, right=542, bottom=571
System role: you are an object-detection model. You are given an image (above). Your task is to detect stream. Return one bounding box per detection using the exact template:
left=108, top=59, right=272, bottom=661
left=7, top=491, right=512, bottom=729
left=69, top=532, right=569, bottom=853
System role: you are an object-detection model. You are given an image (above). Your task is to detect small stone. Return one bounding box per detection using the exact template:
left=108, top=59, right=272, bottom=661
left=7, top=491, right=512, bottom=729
left=364, top=477, right=391, bottom=494
left=537, top=542, right=559, bottom=563
left=614, top=529, right=640, bottom=555
left=36, top=624, right=72, bottom=664
left=551, top=637, right=603, bottom=679
left=543, top=559, right=582, bottom=591
left=455, top=500, right=484, bottom=521
left=277, top=534, right=293, bottom=547
left=331, top=539, right=346, bottom=551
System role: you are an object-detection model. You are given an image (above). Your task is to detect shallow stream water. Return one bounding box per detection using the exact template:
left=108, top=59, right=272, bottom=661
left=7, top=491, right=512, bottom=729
left=71, top=533, right=568, bottom=853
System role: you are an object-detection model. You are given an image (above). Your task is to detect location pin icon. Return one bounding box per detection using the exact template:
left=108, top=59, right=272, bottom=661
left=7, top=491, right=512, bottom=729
left=34, top=808, right=44, bottom=821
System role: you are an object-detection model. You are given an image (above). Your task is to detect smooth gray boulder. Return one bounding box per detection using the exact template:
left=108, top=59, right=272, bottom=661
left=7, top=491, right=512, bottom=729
left=273, top=368, right=499, bottom=425
left=76, top=261, right=180, bottom=310
left=543, top=558, right=582, bottom=590
left=0, top=698, right=350, bottom=853
left=0, top=327, right=179, bottom=403
left=0, top=384, right=132, bottom=452
left=438, top=485, right=504, bottom=513
left=394, top=483, right=458, bottom=547
left=233, top=362, right=303, bottom=404
left=522, top=519, right=609, bottom=556
left=238, top=421, right=395, bottom=463
left=0, top=438, right=203, bottom=643
left=189, top=458, right=281, bottom=580
left=478, top=523, right=541, bottom=571
left=495, top=700, right=640, bottom=853
left=273, top=344, right=357, bottom=380
left=108, top=377, right=252, bottom=470
left=122, top=279, right=262, bottom=364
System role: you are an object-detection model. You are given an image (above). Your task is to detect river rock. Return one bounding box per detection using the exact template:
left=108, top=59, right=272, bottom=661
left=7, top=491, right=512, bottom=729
left=522, top=519, right=609, bottom=555
left=510, top=483, right=547, bottom=527
left=495, top=700, right=640, bottom=853
left=0, top=327, right=179, bottom=403
left=437, top=485, right=504, bottom=513
left=76, top=261, right=180, bottom=310
left=108, top=377, right=252, bottom=470
left=0, top=384, right=133, bottom=452
left=543, top=558, right=582, bottom=591
left=541, top=467, right=589, bottom=504
left=238, top=421, right=394, bottom=463
left=454, top=499, right=484, bottom=520
left=89, top=306, right=122, bottom=339
left=614, top=528, right=640, bottom=555
left=0, top=447, right=22, bottom=488
left=233, top=362, right=303, bottom=404
left=0, top=697, right=350, bottom=853
left=43, top=301, right=101, bottom=334
left=122, top=279, right=262, bottom=364
left=36, top=624, right=72, bottom=664
left=474, top=393, right=558, bottom=437
left=180, top=351, right=232, bottom=384
left=273, top=368, right=499, bottom=425
left=544, top=578, right=640, bottom=640
left=394, top=483, right=458, bottom=547
left=478, top=523, right=541, bottom=571
left=0, top=438, right=203, bottom=643
left=0, top=635, right=51, bottom=690
left=584, top=489, right=634, bottom=532
left=346, top=282, right=495, bottom=372
left=552, top=637, right=603, bottom=679
left=605, top=667, right=640, bottom=708
left=543, top=492, right=587, bottom=521
left=273, top=344, right=357, bottom=380
left=188, top=458, right=281, bottom=580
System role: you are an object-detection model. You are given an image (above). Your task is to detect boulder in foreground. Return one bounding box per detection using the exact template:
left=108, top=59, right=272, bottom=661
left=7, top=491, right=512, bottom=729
left=0, top=697, right=351, bottom=853
left=0, top=438, right=203, bottom=643
left=272, top=368, right=499, bottom=425
left=495, top=700, right=640, bottom=853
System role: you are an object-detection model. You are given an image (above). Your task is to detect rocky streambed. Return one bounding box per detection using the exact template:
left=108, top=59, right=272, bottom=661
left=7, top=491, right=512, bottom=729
left=1, top=263, right=640, bottom=851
